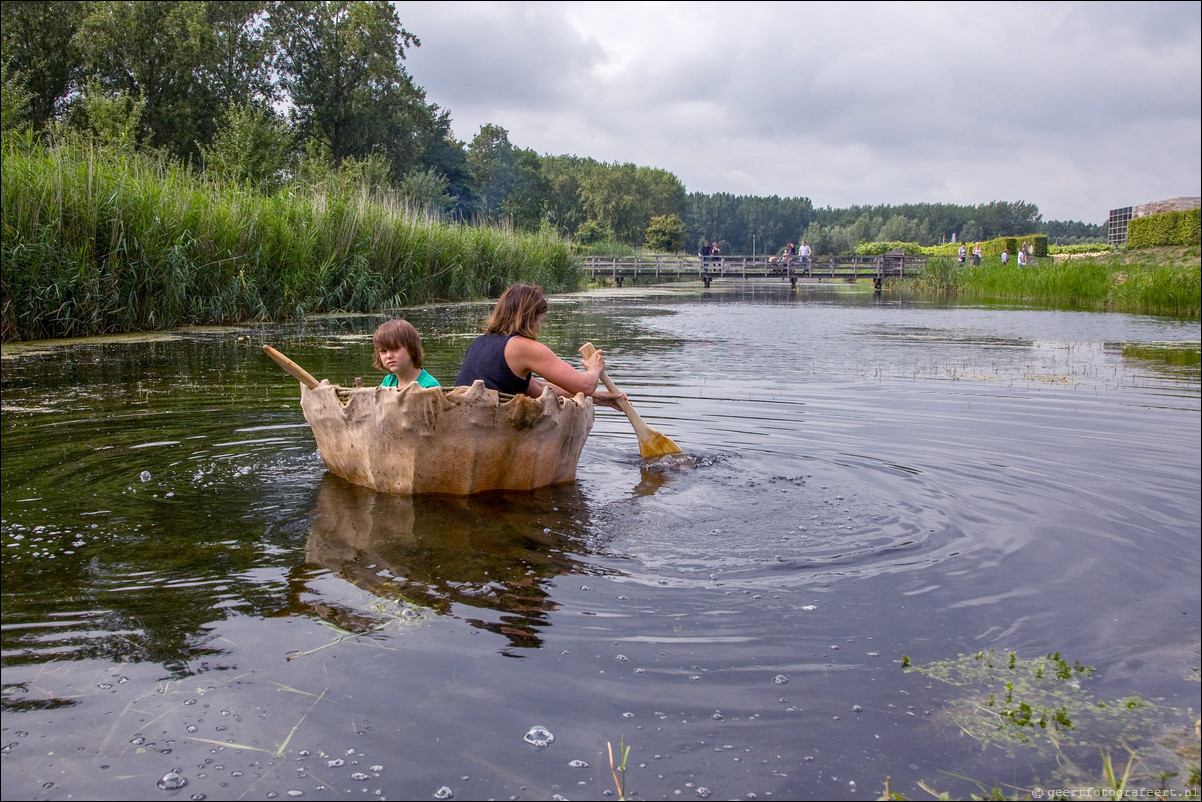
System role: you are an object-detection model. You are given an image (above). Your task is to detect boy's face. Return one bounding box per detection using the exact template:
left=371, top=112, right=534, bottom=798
left=378, top=346, right=414, bottom=374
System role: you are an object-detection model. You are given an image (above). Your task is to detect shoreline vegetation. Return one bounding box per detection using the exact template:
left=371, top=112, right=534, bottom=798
left=906, top=247, right=1200, bottom=318
left=2, top=137, right=1198, bottom=344
left=1, top=135, right=578, bottom=342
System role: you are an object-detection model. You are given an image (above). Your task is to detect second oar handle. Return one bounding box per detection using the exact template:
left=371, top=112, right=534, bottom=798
left=262, top=344, right=321, bottom=389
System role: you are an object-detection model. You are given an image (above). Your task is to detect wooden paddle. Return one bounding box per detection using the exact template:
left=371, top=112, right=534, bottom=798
left=262, top=344, right=320, bottom=389
left=579, top=342, right=683, bottom=458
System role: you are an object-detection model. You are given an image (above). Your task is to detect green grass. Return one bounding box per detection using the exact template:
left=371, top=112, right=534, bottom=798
left=1, top=134, right=579, bottom=341
left=907, top=248, right=1200, bottom=318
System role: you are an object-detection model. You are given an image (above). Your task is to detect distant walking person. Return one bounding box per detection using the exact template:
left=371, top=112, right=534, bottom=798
left=1001, top=249, right=1009, bottom=265
left=972, top=242, right=982, bottom=266
left=1017, top=248, right=1027, bottom=268
left=958, top=244, right=967, bottom=263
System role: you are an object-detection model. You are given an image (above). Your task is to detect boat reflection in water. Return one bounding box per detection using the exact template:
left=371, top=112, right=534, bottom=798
left=294, top=474, right=602, bottom=653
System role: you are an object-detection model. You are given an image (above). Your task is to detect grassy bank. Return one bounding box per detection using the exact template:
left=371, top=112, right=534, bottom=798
left=908, top=248, right=1201, bottom=318
left=1, top=136, right=578, bottom=342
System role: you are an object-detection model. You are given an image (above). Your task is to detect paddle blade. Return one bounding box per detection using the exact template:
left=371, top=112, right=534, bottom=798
left=637, top=428, right=683, bottom=459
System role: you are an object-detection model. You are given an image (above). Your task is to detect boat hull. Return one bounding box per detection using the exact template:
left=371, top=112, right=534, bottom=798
left=299, top=380, right=594, bottom=494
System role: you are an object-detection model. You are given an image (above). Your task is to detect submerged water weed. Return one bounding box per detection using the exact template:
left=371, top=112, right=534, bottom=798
left=908, top=650, right=1098, bottom=747
left=907, top=650, right=1201, bottom=794
left=908, top=654, right=1115, bottom=745
left=879, top=751, right=1187, bottom=801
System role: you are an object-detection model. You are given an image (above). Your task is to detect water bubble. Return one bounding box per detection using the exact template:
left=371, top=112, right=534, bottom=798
left=434, top=786, right=454, bottom=799
left=140, top=471, right=152, bottom=482
left=773, top=675, right=789, bottom=685
left=615, top=654, right=629, bottom=662
left=852, top=704, right=863, bottom=713
left=696, top=788, right=712, bottom=798
left=327, top=759, right=344, bottom=767
left=157, top=770, right=187, bottom=790
left=569, top=759, right=590, bottom=768
left=369, top=765, right=383, bottom=772
left=350, top=772, right=370, bottom=781
left=523, top=725, right=554, bottom=747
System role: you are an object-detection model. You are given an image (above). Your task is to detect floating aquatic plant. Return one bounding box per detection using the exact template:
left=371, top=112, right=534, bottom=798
left=904, top=649, right=1200, bottom=794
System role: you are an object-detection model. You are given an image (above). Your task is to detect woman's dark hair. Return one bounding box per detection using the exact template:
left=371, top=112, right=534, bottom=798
left=482, top=284, right=548, bottom=339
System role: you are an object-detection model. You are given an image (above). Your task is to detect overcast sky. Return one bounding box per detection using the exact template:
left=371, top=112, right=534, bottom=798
left=394, top=1, right=1201, bottom=224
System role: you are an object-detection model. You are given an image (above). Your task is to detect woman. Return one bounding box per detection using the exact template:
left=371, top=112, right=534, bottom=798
left=455, top=284, right=625, bottom=409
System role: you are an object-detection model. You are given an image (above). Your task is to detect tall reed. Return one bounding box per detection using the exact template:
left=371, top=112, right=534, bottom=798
left=1, top=135, right=578, bottom=341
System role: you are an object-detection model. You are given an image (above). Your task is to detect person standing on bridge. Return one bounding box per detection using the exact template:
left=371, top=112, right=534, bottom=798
left=799, top=241, right=812, bottom=271
left=455, top=283, right=625, bottom=409
left=700, top=240, right=712, bottom=267
left=710, top=241, right=721, bottom=264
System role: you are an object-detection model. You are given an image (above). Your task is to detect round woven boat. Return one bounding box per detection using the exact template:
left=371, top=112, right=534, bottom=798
left=299, top=379, right=594, bottom=494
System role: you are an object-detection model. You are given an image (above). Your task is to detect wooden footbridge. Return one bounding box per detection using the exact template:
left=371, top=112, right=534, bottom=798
left=581, top=252, right=928, bottom=289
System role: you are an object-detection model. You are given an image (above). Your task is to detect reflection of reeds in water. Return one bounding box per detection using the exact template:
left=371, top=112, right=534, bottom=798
left=294, top=474, right=595, bottom=651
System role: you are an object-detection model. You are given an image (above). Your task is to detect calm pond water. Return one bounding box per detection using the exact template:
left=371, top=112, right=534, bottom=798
left=2, top=283, right=1199, bottom=801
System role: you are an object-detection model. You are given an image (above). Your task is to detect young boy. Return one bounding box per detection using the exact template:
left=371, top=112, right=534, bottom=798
left=373, top=319, right=441, bottom=388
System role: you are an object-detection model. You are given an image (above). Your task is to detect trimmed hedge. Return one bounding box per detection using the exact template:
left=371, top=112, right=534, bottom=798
left=1127, top=207, right=1202, bottom=248
left=869, top=234, right=1050, bottom=258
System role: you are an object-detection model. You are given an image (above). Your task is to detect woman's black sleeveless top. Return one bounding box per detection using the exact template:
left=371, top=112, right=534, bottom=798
left=455, top=334, right=531, bottom=395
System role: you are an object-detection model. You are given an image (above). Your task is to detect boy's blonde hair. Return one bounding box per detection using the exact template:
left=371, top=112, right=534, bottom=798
left=372, top=319, right=424, bottom=371
left=482, top=283, right=548, bottom=339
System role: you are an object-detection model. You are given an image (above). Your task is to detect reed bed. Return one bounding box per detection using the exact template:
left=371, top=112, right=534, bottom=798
left=1, top=137, right=578, bottom=341
left=909, top=250, right=1200, bottom=318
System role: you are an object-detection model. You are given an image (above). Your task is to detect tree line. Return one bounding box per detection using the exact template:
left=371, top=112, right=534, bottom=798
left=1, top=0, right=1105, bottom=259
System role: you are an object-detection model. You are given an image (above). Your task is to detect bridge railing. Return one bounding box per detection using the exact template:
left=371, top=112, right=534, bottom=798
left=580, top=253, right=927, bottom=278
